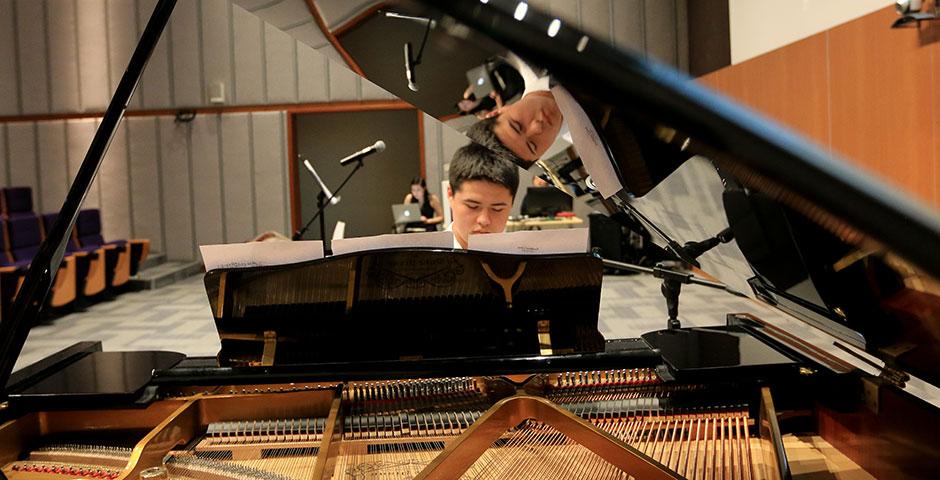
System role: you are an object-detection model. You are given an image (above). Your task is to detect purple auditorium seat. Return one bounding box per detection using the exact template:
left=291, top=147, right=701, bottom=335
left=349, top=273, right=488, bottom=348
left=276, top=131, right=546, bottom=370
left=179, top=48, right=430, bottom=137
left=74, top=209, right=131, bottom=286
left=41, top=213, right=106, bottom=297
left=1, top=187, right=35, bottom=219
left=5, top=214, right=76, bottom=308
left=0, top=218, right=27, bottom=321
left=76, top=209, right=149, bottom=278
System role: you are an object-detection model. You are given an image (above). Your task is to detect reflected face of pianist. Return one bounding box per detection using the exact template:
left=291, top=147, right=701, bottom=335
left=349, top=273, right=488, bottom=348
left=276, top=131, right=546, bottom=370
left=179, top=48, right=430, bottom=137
left=489, top=91, right=563, bottom=162
left=448, top=180, right=514, bottom=249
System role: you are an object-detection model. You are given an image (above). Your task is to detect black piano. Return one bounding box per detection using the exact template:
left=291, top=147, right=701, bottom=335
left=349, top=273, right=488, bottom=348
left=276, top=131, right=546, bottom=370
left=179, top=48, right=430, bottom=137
left=2, top=1, right=940, bottom=479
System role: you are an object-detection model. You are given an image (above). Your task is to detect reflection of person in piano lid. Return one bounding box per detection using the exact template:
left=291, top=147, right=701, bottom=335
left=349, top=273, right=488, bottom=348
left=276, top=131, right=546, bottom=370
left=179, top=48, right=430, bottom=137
left=403, top=176, right=444, bottom=231
left=446, top=142, right=520, bottom=249
left=467, top=90, right=563, bottom=168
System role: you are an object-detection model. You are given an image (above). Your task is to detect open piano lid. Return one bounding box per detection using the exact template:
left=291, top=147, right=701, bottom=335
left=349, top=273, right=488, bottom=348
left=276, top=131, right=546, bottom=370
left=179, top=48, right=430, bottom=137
left=265, top=1, right=940, bottom=392
left=4, top=0, right=940, bottom=405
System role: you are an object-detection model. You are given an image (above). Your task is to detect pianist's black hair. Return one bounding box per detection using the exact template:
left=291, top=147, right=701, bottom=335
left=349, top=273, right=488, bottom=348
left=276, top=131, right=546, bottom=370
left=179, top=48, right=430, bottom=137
left=449, top=139, right=520, bottom=199
left=465, top=117, right=531, bottom=169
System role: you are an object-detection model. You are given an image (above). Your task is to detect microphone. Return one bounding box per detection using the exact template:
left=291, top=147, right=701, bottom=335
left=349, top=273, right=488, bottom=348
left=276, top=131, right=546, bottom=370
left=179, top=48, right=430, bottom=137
left=302, top=158, right=340, bottom=205
left=339, top=140, right=386, bottom=166
left=404, top=42, right=418, bottom=92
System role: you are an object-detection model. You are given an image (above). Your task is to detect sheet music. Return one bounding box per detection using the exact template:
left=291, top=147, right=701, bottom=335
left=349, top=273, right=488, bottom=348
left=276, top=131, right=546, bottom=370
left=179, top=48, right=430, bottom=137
left=552, top=85, right=623, bottom=199
left=468, top=228, right=589, bottom=255
left=331, top=231, right=455, bottom=255
left=200, top=241, right=324, bottom=270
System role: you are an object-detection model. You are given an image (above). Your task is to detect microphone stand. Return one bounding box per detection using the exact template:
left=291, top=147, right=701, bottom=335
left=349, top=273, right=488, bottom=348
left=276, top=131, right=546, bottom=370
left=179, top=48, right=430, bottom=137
left=292, top=159, right=366, bottom=252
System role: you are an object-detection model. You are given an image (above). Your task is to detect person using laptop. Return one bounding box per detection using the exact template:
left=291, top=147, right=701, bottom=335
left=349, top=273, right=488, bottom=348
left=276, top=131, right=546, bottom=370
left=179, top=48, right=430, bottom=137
left=447, top=141, right=520, bottom=249
left=403, top=177, right=443, bottom=232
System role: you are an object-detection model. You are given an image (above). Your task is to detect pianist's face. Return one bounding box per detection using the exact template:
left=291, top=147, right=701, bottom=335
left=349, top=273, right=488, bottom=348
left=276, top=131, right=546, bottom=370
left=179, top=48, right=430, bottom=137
left=448, top=180, right=514, bottom=249
left=490, top=91, right=563, bottom=162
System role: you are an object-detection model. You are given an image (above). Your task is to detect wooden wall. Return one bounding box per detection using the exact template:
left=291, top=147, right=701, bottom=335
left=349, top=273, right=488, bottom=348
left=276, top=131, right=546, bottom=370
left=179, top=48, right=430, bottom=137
left=699, top=6, right=940, bottom=210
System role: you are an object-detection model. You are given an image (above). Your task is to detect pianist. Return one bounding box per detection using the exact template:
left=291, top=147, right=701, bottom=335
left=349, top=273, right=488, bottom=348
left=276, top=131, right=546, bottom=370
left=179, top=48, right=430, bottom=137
left=467, top=90, right=564, bottom=169
left=446, top=141, right=520, bottom=249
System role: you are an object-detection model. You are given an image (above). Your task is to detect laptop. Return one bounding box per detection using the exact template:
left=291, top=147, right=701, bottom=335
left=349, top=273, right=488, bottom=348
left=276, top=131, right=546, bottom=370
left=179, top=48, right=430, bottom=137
left=391, top=203, right=422, bottom=225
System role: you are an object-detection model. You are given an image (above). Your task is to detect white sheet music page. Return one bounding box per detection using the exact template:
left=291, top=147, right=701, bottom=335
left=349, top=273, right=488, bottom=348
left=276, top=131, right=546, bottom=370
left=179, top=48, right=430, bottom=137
left=552, top=85, right=623, bottom=199
left=331, top=231, right=455, bottom=255
left=200, top=241, right=324, bottom=270
left=468, top=228, right=589, bottom=255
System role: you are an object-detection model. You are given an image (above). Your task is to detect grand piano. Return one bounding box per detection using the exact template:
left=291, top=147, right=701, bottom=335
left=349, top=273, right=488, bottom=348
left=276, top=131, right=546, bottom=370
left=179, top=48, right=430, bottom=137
left=2, top=1, right=940, bottom=479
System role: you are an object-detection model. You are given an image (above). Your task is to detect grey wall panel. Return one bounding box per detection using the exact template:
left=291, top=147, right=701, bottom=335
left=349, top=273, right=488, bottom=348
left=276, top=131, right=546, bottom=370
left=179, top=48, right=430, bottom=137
left=220, top=113, right=255, bottom=242
left=264, top=23, right=298, bottom=104
left=421, top=112, right=442, bottom=198
left=158, top=118, right=195, bottom=260
left=547, top=0, right=581, bottom=26
left=15, top=0, right=50, bottom=114
left=127, top=117, right=163, bottom=252
left=47, top=0, right=81, bottom=113
left=170, top=0, right=204, bottom=107
left=297, top=43, right=329, bottom=102
left=612, top=0, right=646, bottom=54
left=579, top=0, right=613, bottom=43
left=0, top=1, right=20, bottom=116
left=66, top=119, right=100, bottom=210
left=233, top=6, right=266, bottom=104
left=253, top=0, right=311, bottom=30
left=36, top=121, right=68, bottom=214
left=327, top=59, right=359, bottom=101
left=235, top=0, right=278, bottom=11
left=137, top=0, right=173, bottom=108
left=106, top=0, right=142, bottom=110
left=190, top=115, right=225, bottom=247
left=360, top=77, right=395, bottom=101
left=250, top=112, right=287, bottom=235
left=0, top=125, right=7, bottom=187
left=76, top=0, right=111, bottom=111
left=201, top=0, right=234, bottom=106
left=285, top=22, right=329, bottom=50
left=98, top=122, right=131, bottom=241
left=676, top=0, right=689, bottom=72
left=318, top=0, right=374, bottom=29
left=645, top=0, right=677, bottom=66
left=316, top=45, right=344, bottom=66
left=7, top=123, right=38, bottom=195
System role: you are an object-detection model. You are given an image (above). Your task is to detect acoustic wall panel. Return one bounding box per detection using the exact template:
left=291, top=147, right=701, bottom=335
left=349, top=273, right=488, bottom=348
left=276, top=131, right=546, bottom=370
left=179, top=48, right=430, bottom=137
left=98, top=122, right=132, bottom=242
left=36, top=121, right=68, bottom=214
left=158, top=118, right=195, bottom=260
left=0, top=0, right=20, bottom=116
left=612, top=0, right=646, bottom=54
left=170, top=0, right=204, bottom=107
left=285, top=22, right=329, bottom=50
left=106, top=0, right=142, bottom=110
left=201, top=0, right=234, bottom=107
left=328, top=59, right=360, bottom=101
left=190, top=115, right=225, bottom=248
left=645, top=0, right=678, bottom=66
left=265, top=23, right=298, bottom=104
left=15, top=0, right=50, bottom=114
left=6, top=123, right=38, bottom=196
left=360, top=77, right=396, bottom=101
left=220, top=113, right=255, bottom=242
left=0, top=125, right=7, bottom=187
left=233, top=6, right=266, bottom=105
left=127, top=117, right=163, bottom=252
left=47, top=0, right=81, bottom=113
left=76, top=0, right=111, bottom=112
left=137, top=0, right=173, bottom=108
left=251, top=112, right=288, bottom=235
left=66, top=119, right=100, bottom=210
left=579, top=0, right=613, bottom=44
left=297, top=44, right=329, bottom=102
